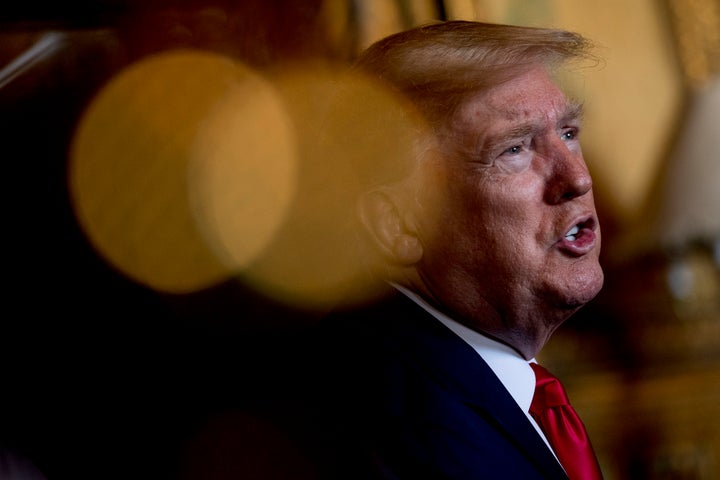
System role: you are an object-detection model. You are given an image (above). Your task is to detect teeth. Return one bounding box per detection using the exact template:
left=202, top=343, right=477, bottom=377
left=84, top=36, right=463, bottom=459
left=565, top=225, right=579, bottom=241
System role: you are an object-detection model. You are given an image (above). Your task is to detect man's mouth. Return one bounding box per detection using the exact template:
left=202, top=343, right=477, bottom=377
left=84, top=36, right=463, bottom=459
left=558, top=217, right=597, bottom=255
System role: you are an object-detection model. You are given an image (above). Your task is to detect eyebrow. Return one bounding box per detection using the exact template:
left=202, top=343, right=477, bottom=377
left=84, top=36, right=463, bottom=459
left=481, top=100, right=585, bottom=155
left=560, top=100, right=584, bottom=125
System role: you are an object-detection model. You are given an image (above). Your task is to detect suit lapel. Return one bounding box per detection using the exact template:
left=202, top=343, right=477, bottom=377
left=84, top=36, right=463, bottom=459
left=384, top=293, right=569, bottom=480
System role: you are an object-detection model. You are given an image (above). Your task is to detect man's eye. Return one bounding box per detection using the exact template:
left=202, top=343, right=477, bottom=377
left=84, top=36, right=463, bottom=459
left=503, top=145, right=522, bottom=155
left=561, top=129, right=578, bottom=141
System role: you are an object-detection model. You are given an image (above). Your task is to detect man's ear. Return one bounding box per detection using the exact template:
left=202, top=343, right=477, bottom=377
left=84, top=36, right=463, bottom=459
left=357, top=189, right=423, bottom=265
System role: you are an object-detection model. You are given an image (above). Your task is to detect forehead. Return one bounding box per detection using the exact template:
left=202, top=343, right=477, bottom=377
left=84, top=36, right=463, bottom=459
left=455, top=67, right=571, bottom=129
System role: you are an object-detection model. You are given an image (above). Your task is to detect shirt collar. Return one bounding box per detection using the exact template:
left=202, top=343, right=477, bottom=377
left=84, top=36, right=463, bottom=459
left=391, top=283, right=536, bottom=413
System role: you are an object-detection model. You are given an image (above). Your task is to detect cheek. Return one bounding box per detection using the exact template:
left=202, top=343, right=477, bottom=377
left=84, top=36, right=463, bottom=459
left=434, top=170, right=545, bottom=254
left=479, top=183, right=544, bottom=238
left=451, top=199, right=538, bottom=267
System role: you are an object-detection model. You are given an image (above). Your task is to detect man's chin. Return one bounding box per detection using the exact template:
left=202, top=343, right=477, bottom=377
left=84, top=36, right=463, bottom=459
left=551, top=267, right=604, bottom=311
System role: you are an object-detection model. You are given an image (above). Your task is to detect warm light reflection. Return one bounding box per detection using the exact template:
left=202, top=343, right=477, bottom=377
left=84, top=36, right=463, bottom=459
left=187, top=63, right=297, bottom=276
left=70, top=51, right=427, bottom=310
left=234, top=63, right=431, bottom=310
left=69, top=49, right=295, bottom=294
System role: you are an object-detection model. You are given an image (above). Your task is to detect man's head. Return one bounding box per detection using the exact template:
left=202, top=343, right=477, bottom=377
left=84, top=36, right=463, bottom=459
left=353, top=21, right=603, bottom=359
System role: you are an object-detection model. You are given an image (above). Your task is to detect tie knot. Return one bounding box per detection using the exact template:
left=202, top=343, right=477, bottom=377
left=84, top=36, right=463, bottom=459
left=530, top=362, right=570, bottom=413
left=528, top=362, right=604, bottom=478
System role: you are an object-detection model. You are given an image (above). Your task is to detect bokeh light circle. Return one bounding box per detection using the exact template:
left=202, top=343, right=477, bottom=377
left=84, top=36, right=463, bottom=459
left=232, top=63, right=431, bottom=311
left=69, top=49, right=297, bottom=294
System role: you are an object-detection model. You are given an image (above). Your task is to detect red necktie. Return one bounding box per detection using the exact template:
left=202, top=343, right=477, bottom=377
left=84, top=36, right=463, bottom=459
left=529, top=363, right=603, bottom=480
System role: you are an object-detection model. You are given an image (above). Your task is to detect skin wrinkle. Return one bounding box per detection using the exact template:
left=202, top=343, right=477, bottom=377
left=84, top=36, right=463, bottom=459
left=395, top=65, right=603, bottom=359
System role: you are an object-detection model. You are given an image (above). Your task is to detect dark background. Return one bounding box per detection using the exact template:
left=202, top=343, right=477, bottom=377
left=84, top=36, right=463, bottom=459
left=3, top=2, right=718, bottom=479
left=1, top=1, right=349, bottom=478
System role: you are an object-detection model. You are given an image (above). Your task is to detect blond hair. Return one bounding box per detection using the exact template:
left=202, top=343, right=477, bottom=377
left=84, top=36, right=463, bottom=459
left=354, top=20, right=594, bottom=131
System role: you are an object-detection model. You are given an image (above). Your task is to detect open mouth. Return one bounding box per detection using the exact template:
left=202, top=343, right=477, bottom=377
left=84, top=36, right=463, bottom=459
left=564, top=217, right=596, bottom=240
left=558, top=217, right=597, bottom=255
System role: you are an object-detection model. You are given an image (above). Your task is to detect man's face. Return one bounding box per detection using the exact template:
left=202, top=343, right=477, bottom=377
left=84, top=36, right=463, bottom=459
left=413, top=66, right=604, bottom=347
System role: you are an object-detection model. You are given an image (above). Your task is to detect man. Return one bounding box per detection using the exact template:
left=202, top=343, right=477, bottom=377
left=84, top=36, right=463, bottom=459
left=304, top=20, right=605, bottom=480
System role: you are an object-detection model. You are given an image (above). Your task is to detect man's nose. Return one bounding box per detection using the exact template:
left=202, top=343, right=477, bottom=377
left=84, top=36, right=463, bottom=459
left=543, top=141, right=593, bottom=204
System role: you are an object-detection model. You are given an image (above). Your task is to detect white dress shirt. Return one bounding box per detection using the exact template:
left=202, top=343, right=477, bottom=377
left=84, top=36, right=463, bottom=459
left=392, top=284, right=557, bottom=457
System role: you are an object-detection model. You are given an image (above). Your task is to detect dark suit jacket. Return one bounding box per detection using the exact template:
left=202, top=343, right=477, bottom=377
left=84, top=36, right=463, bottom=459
left=300, top=289, right=570, bottom=480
